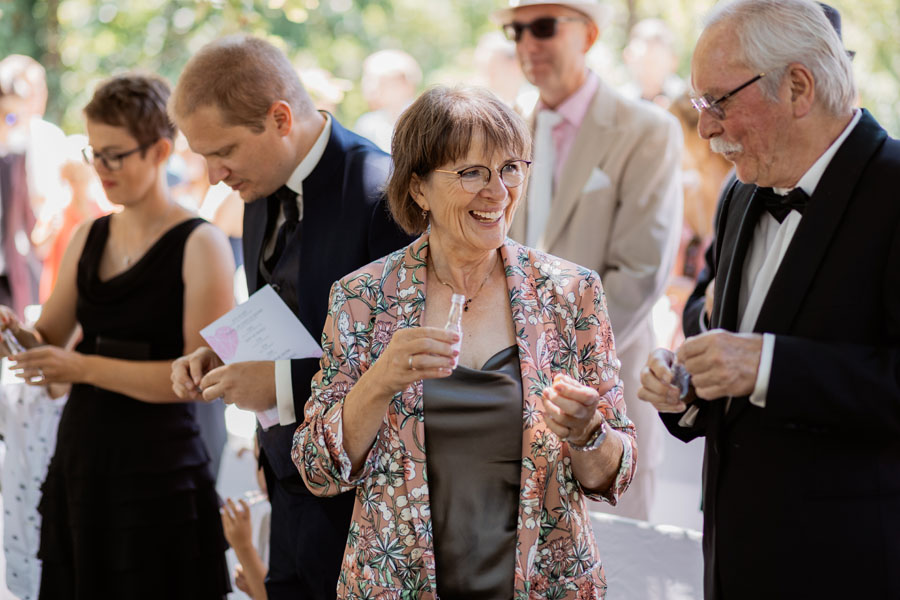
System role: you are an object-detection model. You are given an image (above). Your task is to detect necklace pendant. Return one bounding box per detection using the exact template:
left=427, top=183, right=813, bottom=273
left=464, top=300, right=470, bottom=312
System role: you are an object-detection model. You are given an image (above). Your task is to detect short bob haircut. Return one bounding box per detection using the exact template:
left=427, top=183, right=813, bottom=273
left=84, top=74, right=176, bottom=151
left=170, top=34, right=315, bottom=133
left=387, top=86, right=532, bottom=235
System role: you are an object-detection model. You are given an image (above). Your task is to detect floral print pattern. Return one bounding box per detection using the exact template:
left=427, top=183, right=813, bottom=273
left=293, top=235, right=636, bottom=599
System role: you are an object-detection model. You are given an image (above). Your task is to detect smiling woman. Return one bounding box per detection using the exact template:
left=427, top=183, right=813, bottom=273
left=292, top=86, right=637, bottom=600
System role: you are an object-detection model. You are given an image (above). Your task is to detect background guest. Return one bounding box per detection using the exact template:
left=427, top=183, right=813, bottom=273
left=32, top=134, right=109, bottom=303
left=353, top=49, right=421, bottom=152
left=0, top=61, right=42, bottom=318
left=472, top=32, right=530, bottom=112
left=496, top=0, right=683, bottom=521
left=621, top=18, right=685, bottom=108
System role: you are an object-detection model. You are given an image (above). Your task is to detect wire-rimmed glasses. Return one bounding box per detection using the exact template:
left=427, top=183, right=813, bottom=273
left=690, top=73, right=766, bottom=120
left=434, top=159, right=531, bottom=194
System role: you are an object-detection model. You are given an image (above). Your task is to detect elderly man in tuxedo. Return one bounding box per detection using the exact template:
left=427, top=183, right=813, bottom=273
left=638, top=0, right=900, bottom=598
left=494, top=0, right=683, bottom=520
left=169, top=36, right=412, bottom=599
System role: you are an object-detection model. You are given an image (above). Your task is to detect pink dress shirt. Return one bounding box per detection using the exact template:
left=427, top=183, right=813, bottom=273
left=537, top=70, right=600, bottom=184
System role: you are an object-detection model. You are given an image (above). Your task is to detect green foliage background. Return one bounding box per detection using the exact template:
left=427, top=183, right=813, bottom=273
left=1, top=0, right=898, bottom=136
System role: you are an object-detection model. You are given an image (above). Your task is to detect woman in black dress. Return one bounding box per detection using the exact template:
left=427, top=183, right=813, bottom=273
left=0, top=74, right=236, bottom=598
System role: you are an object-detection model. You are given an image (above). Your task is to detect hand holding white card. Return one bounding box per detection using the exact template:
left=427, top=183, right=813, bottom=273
left=200, top=285, right=322, bottom=427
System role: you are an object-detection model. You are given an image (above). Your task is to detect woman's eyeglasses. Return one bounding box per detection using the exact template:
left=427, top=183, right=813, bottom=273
left=502, top=17, right=586, bottom=42
left=434, top=160, right=531, bottom=194
left=82, top=142, right=156, bottom=171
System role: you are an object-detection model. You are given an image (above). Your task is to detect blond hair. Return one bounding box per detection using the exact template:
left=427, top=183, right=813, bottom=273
left=170, top=35, right=314, bottom=132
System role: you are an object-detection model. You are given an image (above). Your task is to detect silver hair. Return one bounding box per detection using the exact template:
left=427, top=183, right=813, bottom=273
left=704, top=0, right=856, bottom=116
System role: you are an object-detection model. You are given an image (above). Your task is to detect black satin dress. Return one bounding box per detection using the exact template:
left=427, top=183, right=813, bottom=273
left=423, top=345, right=523, bottom=600
left=37, top=216, right=230, bottom=599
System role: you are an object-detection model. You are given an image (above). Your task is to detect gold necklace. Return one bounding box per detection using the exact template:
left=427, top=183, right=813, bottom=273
left=429, top=252, right=498, bottom=312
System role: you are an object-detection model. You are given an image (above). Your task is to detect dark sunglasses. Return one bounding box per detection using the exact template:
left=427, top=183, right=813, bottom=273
left=502, top=16, right=586, bottom=42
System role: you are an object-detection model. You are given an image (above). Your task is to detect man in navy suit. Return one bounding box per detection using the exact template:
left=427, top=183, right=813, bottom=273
left=169, top=35, right=412, bottom=599
left=637, top=1, right=900, bottom=598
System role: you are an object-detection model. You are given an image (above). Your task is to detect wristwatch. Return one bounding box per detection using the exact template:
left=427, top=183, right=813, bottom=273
left=568, top=420, right=607, bottom=452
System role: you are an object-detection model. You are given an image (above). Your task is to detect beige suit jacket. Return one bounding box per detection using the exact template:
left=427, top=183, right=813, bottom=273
left=511, top=79, right=683, bottom=353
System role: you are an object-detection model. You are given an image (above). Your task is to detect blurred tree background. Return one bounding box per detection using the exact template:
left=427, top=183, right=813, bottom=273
left=1, top=0, right=898, bottom=136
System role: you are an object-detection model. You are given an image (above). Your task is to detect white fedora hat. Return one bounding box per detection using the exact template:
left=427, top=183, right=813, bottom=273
left=491, top=0, right=612, bottom=28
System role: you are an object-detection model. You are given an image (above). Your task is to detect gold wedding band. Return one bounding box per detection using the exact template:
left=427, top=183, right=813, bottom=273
left=408, top=355, right=414, bottom=370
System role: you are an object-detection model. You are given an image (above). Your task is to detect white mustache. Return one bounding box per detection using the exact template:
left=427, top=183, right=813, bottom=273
left=710, top=137, right=743, bottom=155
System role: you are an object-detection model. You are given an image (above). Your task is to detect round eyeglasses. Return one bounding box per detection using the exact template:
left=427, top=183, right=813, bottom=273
left=690, top=73, right=766, bottom=121
left=434, top=160, right=532, bottom=194
left=82, top=141, right=156, bottom=171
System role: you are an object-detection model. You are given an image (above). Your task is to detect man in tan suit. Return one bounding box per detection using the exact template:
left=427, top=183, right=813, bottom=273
left=494, top=0, right=683, bottom=520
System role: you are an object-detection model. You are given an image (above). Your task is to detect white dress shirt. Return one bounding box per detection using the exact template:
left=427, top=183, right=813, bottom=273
left=270, top=113, right=332, bottom=426
left=745, top=109, right=861, bottom=407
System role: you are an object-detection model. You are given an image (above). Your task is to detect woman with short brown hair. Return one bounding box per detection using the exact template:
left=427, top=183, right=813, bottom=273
left=0, top=74, right=235, bottom=598
left=294, top=86, right=637, bottom=599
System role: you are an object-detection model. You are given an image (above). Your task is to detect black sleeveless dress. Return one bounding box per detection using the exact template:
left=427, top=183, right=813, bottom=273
left=37, top=216, right=231, bottom=599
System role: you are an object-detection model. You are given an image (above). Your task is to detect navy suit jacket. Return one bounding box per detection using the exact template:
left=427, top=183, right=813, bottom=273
left=243, top=117, right=413, bottom=483
left=671, top=110, right=900, bottom=599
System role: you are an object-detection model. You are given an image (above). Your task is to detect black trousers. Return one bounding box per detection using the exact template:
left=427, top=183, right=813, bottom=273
left=261, top=450, right=355, bottom=600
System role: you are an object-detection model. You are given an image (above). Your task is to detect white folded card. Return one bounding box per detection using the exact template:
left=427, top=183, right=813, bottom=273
left=200, top=284, right=322, bottom=428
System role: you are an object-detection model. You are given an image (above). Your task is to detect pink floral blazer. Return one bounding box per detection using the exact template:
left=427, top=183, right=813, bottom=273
left=293, top=235, right=637, bottom=599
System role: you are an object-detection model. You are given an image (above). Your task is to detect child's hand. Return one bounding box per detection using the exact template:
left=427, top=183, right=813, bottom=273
left=221, top=497, right=253, bottom=553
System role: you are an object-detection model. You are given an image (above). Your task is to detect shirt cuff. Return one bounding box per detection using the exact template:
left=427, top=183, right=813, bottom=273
left=749, top=333, right=775, bottom=408
left=678, top=404, right=700, bottom=427
left=275, top=359, right=297, bottom=425
left=699, top=308, right=709, bottom=333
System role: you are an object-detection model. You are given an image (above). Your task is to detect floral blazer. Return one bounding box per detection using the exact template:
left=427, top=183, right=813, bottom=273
left=293, top=235, right=637, bottom=600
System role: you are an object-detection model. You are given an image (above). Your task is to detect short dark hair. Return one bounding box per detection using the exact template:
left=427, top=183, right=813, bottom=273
left=84, top=74, right=176, bottom=150
left=387, top=86, right=532, bottom=235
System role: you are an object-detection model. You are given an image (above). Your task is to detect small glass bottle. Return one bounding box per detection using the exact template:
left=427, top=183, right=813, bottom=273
left=444, top=293, right=465, bottom=368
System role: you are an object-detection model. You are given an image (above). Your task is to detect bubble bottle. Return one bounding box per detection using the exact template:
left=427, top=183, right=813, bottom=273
left=444, top=293, right=465, bottom=369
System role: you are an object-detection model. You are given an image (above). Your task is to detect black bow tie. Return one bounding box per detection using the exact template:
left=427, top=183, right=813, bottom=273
left=754, top=186, right=810, bottom=224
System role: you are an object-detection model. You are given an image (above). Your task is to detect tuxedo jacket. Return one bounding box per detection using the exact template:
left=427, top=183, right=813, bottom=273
left=242, top=117, right=413, bottom=483
left=669, top=110, right=900, bottom=599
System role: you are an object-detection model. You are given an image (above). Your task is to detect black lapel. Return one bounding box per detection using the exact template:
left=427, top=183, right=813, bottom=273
left=713, top=183, right=763, bottom=330
left=726, top=110, right=886, bottom=425
left=241, top=193, right=276, bottom=295
left=753, top=110, right=887, bottom=334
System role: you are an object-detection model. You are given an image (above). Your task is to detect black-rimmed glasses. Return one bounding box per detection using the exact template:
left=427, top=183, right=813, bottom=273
left=503, top=17, right=586, bottom=43
left=82, top=142, right=156, bottom=171
left=434, top=160, right=531, bottom=194
left=690, top=73, right=766, bottom=121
